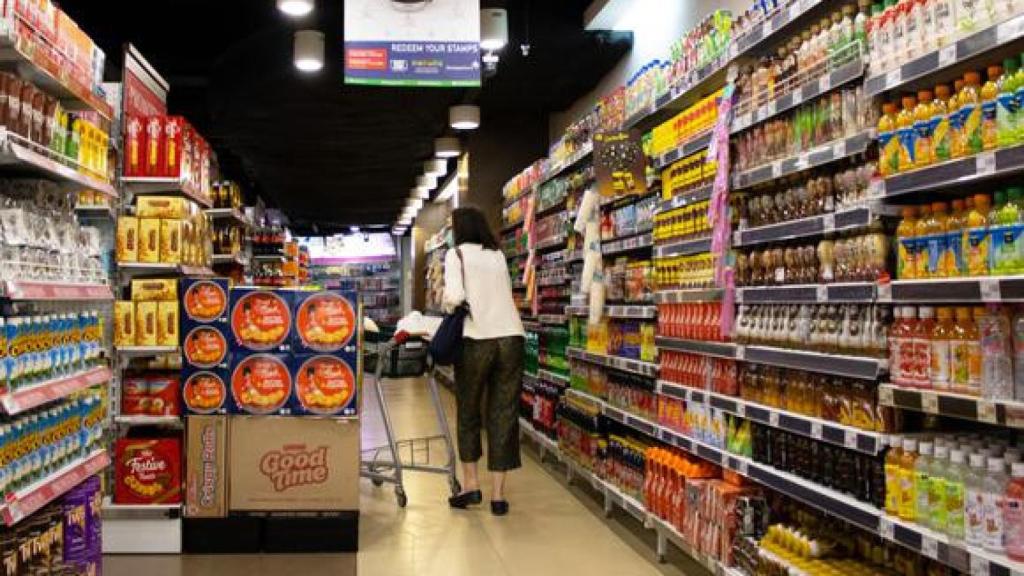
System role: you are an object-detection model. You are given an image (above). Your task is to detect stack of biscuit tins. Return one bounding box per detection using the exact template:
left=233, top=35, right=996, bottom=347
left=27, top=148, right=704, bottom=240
left=180, top=277, right=232, bottom=414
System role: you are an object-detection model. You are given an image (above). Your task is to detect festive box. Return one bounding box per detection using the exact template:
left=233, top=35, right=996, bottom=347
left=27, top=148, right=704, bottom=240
left=157, top=301, right=180, bottom=347
left=183, top=324, right=229, bottom=370
left=185, top=415, right=228, bottom=518
left=229, top=353, right=293, bottom=415
left=131, top=278, right=177, bottom=302
left=138, top=218, right=161, bottom=263
left=182, top=368, right=232, bottom=415
left=114, top=437, right=182, bottom=505
left=144, top=116, right=164, bottom=177
left=114, top=301, right=135, bottom=347
left=121, top=374, right=182, bottom=416
left=291, top=354, right=357, bottom=417
left=229, top=287, right=292, bottom=353
left=160, top=219, right=183, bottom=263
left=116, top=216, right=138, bottom=262
left=181, top=277, right=230, bottom=324
left=135, top=301, right=158, bottom=347
left=136, top=196, right=193, bottom=219
left=291, top=289, right=358, bottom=357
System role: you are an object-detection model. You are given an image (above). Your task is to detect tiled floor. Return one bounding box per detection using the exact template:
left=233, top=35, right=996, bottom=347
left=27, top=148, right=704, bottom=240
left=104, top=375, right=695, bottom=576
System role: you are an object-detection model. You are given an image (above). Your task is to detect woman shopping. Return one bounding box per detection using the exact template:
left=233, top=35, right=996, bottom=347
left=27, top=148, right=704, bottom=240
left=443, top=206, right=525, bottom=516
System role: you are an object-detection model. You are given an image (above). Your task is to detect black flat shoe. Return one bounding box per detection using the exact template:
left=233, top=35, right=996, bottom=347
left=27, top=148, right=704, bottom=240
left=448, top=490, right=482, bottom=509
left=490, top=500, right=509, bottom=516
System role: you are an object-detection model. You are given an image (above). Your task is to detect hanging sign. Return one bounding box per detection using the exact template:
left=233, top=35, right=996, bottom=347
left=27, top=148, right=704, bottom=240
left=344, top=0, right=481, bottom=87
left=594, top=130, right=648, bottom=198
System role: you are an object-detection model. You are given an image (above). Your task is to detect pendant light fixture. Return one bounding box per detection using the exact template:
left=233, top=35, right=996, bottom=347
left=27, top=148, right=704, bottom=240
left=480, top=9, right=508, bottom=51
left=413, top=187, right=429, bottom=200
left=277, top=0, right=314, bottom=17
left=294, top=30, right=325, bottom=72
left=416, top=175, right=437, bottom=190
left=424, top=159, right=447, bottom=177
left=449, top=105, right=480, bottom=130
left=435, top=137, right=460, bottom=158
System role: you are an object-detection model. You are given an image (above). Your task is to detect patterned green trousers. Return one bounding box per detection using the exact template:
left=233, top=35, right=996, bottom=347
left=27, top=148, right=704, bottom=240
left=453, top=336, right=525, bottom=471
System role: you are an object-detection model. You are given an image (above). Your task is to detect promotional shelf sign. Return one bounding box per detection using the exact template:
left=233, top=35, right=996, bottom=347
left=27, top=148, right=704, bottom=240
left=594, top=130, right=648, bottom=198
left=344, top=0, right=481, bottom=87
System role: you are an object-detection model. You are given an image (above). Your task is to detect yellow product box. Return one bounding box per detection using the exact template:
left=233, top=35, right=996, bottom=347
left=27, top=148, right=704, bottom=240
left=116, top=217, right=139, bottom=263
left=136, top=196, right=193, bottom=219
left=135, top=301, right=159, bottom=347
left=157, top=301, right=180, bottom=347
left=138, top=218, right=161, bottom=263
left=114, top=301, right=136, bottom=347
left=131, top=279, right=177, bottom=302
left=160, top=219, right=184, bottom=264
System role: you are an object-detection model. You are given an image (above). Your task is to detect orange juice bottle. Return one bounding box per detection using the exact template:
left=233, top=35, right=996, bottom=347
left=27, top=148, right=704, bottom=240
left=950, top=306, right=974, bottom=393
left=897, top=95, right=918, bottom=172
left=950, top=79, right=966, bottom=158
left=886, top=435, right=905, bottom=516
left=961, top=71, right=984, bottom=155
left=879, top=102, right=899, bottom=176
left=933, top=85, right=953, bottom=162
left=897, top=207, right=918, bottom=279
left=914, top=203, right=933, bottom=279
left=945, top=199, right=967, bottom=276
left=931, top=307, right=955, bottom=390
left=965, top=193, right=992, bottom=276
left=982, top=65, right=1002, bottom=151
left=899, top=438, right=920, bottom=520
left=914, top=89, right=935, bottom=168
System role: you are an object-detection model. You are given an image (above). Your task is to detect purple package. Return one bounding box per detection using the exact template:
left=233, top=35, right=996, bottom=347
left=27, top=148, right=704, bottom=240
left=61, top=475, right=102, bottom=574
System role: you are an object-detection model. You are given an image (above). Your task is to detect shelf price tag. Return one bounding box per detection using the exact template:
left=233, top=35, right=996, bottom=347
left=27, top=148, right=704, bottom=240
left=977, top=400, right=998, bottom=424
left=922, top=392, right=940, bottom=414
left=879, top=386, right=895, bottom=406
left=818, top=74, right=831, bottom=93
left=769, top=412, right=780, bottom=427
left=938, top=44, right=956, bottom=67
left=980, top=278, right=1002, bottom=302
left=970, top=555, right=990, bottom=576
left=879, top=517, right=895, bottom=540
left=734, top=458, right=749, bottom=476
left=844, top=429, right=858, bottom=449
left=877, top=282, right=892, bottom=302
left=816, top=285, right=828, bottom=301
left=771, top=162, right=782, bottom=178
left=921, top=535, right=939, bottom=560
left=735, top=403, right=746, bottom=417
left=735, top=346, right=746, bottom=362
left=822, top=213, right=836, bottom=232
left=810, top=421, right=823, bottom=439
left=765, top=100, right=777, bottom=116
left=977, top=151, right=997, bottom=175
left=886, top=69, right=902, bottom=89
left=833, top=139, right=847, bottom=158
left=788, top=2, right=801, bottom=19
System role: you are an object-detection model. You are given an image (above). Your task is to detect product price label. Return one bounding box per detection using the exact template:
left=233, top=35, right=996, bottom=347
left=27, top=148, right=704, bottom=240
left=980, top=278, right=1002, bottom=302
left=789, top=2, right=801, bottom=20
left=938, top=44, right=956, bottom=68
left=818, top=74, right=830, bottom=93
left=997, top=17, right=1024, bottom=44
left=977, top=400, right=998, bottom=424
left=815, top=285, right=827, bottom=302
left=734, top=231, right=742, bottom=246
left=977, top=151, right=997, bottom=175
left=736, top=112, right=752, bottom=130
left=769, top=412, right=780, bottom=427
left=762, top=20, right=773, bottom=36
left=822, top=213, right=836, bottom=232
left=922, top=392, right=940, bottom=414
left=921, top=535, right=938, bottom=560
left=771, top=162, right=782, bottom=178
left=878, top=386, right=895, bottom=406
left=810, top=421, right=823, bottom=439
left=879, top=517, right=895, bottom=540
left=735, top=289, right=745, bottom=303
left=877, top=282, right=892, bottom=302
left=844, top=429, right=858, bottom=449
left=833, top=140, right=847, bottom=158
left=735, top=346, right=746, bottom=362
left=797, top=153, right=810, bottom=167
left=886, top=69, right=902, bottom=89
left=792, top=89, right=803, bottom=107
left=969, top=555, right=990, bottom=576
left=758, top=104, right=770, bottom=120
left=733, top=458, right=749, bottom=476
left=735, top=402, right=746, bottom=417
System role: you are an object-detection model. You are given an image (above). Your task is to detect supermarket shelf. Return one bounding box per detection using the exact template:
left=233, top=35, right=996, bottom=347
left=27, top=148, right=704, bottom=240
left=205, top=208, right=251, bottom=227
left=737, top=282, right=877, bottom=304
left=114, top=414, right=184, bottom=428
left=545, top=144, right=593, bottom=183
left=537, top=368, right=569, bottom=388
left=0, top=28, right=113, bottom=119
left=730, top=0, right=825, bottom=57
left=626, top=53, right=732, bottom=134
left=535, top=198, right=568, bottom=219
left=865, top=13, right=1024, bottom=96
left=882, top=145, right=1024, bottom=197
left=654, top=236, right=712, bottom=259
left=537, top=275, right=569, bottom=287
left=0, top=366, right=111, bottom=415
left=657, top=185, right=714, bottom=215
left=252, top=253, right=287, bottom=263
left=211, top=253, right=247, bottom=266
left=74, top=204, right=116, bottom=219
left=117, top=263, right=215, bottom=277
left=538, top=313, right=567, bottom=325
left=535, top=235, right=568, bottom=252
left=0, top=280, right=113, bottom=301
left=888, top=276, right=1024, bottom=303
left=878, top=384, right=1024, bottom=430
left=653, top=131, right=712, bottom=171
left=734, top=204, right=877, bottom=247
left=522, top=320, right=542, bottom=332
left=654, top=288, right=723, bottom=303
left=565, top=304, right=657, bottom=319
left=519, top=417, right=561, bottom=458
left=566, top=347, right=658, bottom=378
left=741, top=344, right=887, bottom=380
left=1, top=449, right=110, bottom=526
left=123, top=176, right=212, bottom=208
left=0, top=129, right=117, bottom=196
left=655, top=336, right=738, bottom=359
left=657, top=380, right=887, bottom=455
left=731, top=56, right=865, bottom=134
left=102, top=499, right=182, bottom=513
left=115, top=345, right=178, bottom=358
left=500, top=217, right=526, bottom=233
left=602, top=231, right=653, bottom=256
left=732, top=131, right=874, bottom=190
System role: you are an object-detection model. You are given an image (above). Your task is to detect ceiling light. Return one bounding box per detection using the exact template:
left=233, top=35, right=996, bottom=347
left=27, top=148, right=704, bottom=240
left=435, top=137, right=460, bottom=158
left=480, top=8, right=508, bottom=51
left=449, top=105, right=480, bottom=130
left=410, top=198, right=424, bottom=210
left=424, top=159, right=447, bottom=177
left=277, top=0, right=314, bottom=17
left=294, top=30, right=325, bottom=73
left=413, top=187, right=429, bottom=200
left=350, top=226, right=360, bottom=233
left=435, top=176, right=457, bottom=203
left=416, top=175, right=437, bottom=190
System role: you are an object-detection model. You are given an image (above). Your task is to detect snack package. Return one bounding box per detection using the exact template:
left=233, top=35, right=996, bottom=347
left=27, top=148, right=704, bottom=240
left=131, top=279, right=177, bottom=302
left=290, top=354, right=358, bottom=417
left=144, top=116, right=164, bottom=177
left=160, top=219, right=183, bottom=263
left=164, top=116, right=185, bottom=178
left=181, top=278, right=229, bottom=325
left=147, top=375, right=181, bottom=416
left=157, top=301, right=180, bottom=347
left=138, top=218, right=160, bottom=263
left=116, top=216, right=138, bottom=262
left=114, top=437, right=182, bottom=504
left=183, top=324, right=229, bottom=370
left=136, top=196, right=192, bottom=219
left=229, top=353, right=292, bottom=415
left=114, top=301, right=136, bottom=347
left=291, top=289, right=358, bottom=357
left=120, top=376, right=149, bottom=415
left=229, top=288, right=293, bottom=353
left=182, top=368, right=232, bottom=414
left=135, top=301, right=158, bottom=347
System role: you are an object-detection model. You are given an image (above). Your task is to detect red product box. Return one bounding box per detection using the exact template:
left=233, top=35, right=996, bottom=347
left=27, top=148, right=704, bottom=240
left=120, top=376, right=149, bottom=415
left=114, top=438, right=182, bottom=505
left=120, top=374, right=182, bottom=416
left=124, top=114, right=145, bottom=176
left=163, top=115, right=185, bottom=179
left=144, top=115, right=164, bottom=177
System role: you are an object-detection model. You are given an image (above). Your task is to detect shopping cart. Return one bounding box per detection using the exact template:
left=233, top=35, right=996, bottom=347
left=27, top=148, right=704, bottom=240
left=360, top=335, right=460, bottom=507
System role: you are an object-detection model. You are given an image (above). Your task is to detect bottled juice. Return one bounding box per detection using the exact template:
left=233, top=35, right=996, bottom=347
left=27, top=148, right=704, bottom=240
left=914, top=306, right=936, bottom=387
left=968, top=307, right=986, bottom=395
left=933, top=84, right=953, bottom=162
left=914, top=89, right=935, bottom=167
left=950, top=79, right=966, bottom=158
left=1006, top=461, right=1024, bottom=561
left=950, top=307, right=978, bottom=393
left=931, top=306, right=955, bottom=389
left=899, top=438, right=919, bottom=520
left=966, top=193, right=992, bottom=276
left=947, top=449, right=968, bottom=540
left=914, top=203, right=933, bottom=278
left=956, top=0, right=979, bottom=34
left=992, top=188, right=1023, bottom=274
left=896, top=206, right=918, bottom=279
left=945, top=198, right=967, bottom=275
left=885, top=435, right=904, bottom=515
left=981, top=304, right=1014, bottom=400
left=897, top=95, right=918, bottom=171
left=925, top=201, right=949, bottom=278
left=892, top=307, right=915, bottom=385
left=998, top=58, right=1021, bottom=148
left=1016, top=53, right=1024, bottom=143
left=915, top=441, right=935, bottom=521
left=982, top=65, right=1002, bottom=151
left=930, top=444, right=951, bottom=531
left=962, top=71, right=984, bottom=155
left=878, top=102, right=899, bottom=176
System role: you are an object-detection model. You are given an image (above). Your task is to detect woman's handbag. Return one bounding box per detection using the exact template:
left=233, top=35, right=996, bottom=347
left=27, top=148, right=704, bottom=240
left=429, top=248, right=469, bottom=365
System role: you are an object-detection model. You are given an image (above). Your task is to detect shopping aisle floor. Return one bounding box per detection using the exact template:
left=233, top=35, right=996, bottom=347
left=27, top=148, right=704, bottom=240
left=104, top=376, right=694, bottom=576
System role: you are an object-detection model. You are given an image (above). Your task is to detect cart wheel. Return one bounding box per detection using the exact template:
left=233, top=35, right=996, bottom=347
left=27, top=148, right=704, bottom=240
left=450, top=479, right=462, bottom=496
left=372, top=479, right=384, bottom=487
left=395, top=487, right=408, bottom=508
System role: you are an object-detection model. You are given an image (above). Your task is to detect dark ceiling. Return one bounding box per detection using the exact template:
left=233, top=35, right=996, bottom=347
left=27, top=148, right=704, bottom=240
left=59, top=0, right=631, bottom=230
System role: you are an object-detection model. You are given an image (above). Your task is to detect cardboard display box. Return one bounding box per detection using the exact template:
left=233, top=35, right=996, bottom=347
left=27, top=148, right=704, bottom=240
left=229, top=416, right=359, bottom=511
left=185, top=415, right=228, bottom=518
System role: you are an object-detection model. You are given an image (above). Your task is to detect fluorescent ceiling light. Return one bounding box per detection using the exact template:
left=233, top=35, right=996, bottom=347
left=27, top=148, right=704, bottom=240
left=410, top=198, right=424, bottom=210
left=435, top=137, right=460, bottom=158
left=424, top=159, right=447, bottom=177
left=435, top=175, right=457, bottom=203
left=449, top=105, right=480, bottom=130
left=277, top=0, right=314, bottom=17
left=413, top=187, right=430, bottom=200
left=416, top=175, right=437, bottom=190
left=294, top=30, right=324, bottom=72
left=480, top=8, right=508, bottom=50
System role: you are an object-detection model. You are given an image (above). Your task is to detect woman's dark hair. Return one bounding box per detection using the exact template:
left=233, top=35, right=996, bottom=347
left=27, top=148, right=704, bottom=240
left=452, top=206, right=499, bottom=250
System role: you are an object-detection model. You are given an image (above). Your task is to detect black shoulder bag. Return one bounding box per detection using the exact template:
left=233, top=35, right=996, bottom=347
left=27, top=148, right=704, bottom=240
left=429, top=248, right=469, bottom=366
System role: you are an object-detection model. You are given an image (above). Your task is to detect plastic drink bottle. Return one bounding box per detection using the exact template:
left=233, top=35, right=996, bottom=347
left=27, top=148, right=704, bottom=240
left=885, top=434, right=904, bottom=515
left=897, top=207, right=918, bottom=279
left=966, top=193, right=992, bottom=276
left=878, top=102, right=899, bottom=177
left=945, top=198, right=967, bottom=275
left=925, top=201, right=949, bottom=277
left=916, top=442, right=935, bottom=522
left=915, top=307, right=936, bottom=387
left=915, top=204, right=933, bottom=278
left=981, top=305, right=1014, bottom=399
left=897, top=95, right=919, bottom=171
left=947, top=449, right=968, bottom=540
left=929, top=444, right=951, bottom=531
left=967, top=451, right=988, bottom=545
left=914, top=90, right=936, bottom=167
left=933, top=84, right=954, bottom=162
left=951, top=79, right=966, bottom=158
left=1005, top=461, right=1024, bottom=561
left=931, top=307, right=954, bottom=389
left=899, top=438, right=919, bottom=520
left=998, top=58, right=1021, bottom=148
left=982, top=65, right=1003, bottom=150
left=985, top=457, right=1009, bottom=552
left=1014, top=308, right=1024, bottom=400
left=962, top=71, right=984, bottom=155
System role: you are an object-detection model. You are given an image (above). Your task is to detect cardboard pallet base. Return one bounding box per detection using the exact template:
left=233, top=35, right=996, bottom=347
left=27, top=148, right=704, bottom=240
left=183, top=512, right=359, bottom=554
